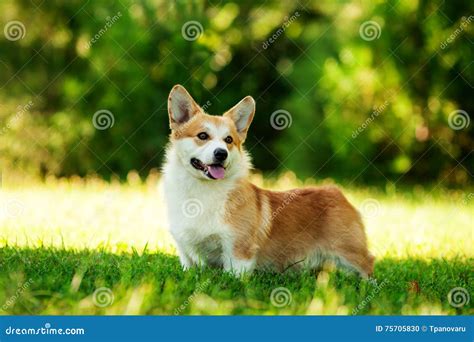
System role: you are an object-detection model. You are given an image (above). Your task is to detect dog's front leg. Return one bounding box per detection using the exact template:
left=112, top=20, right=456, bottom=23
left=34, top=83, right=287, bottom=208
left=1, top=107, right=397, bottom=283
left=175, top=242, right=194, bottom=270
left=222, top=240, right=256, bottom=277
left=171, top=229, right=203, bottom=270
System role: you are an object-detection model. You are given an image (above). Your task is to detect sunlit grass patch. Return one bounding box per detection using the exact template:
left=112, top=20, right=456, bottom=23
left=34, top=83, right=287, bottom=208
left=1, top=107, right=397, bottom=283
left=0, top=174, right=472, bottom=314
left=1, top=174, right=471, bottom=258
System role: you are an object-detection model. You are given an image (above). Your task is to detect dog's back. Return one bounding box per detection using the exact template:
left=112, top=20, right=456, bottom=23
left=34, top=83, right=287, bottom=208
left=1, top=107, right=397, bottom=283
left=225, top=183, right=374, bottom=276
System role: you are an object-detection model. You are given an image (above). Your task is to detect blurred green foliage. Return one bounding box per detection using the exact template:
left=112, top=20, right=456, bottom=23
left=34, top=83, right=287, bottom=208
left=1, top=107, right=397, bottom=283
left=0, top=0, right=472, bottom=185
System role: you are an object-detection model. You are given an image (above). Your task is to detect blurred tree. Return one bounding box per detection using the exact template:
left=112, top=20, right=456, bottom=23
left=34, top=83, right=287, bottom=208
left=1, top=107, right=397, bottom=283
left=0, top=0, right=472, bottom=185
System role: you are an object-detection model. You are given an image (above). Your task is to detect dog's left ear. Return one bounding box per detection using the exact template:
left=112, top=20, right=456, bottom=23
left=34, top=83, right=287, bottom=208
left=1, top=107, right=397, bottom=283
left=224, top=96, right=255, bottom=141
left=168, top=85, right=201, bottom=130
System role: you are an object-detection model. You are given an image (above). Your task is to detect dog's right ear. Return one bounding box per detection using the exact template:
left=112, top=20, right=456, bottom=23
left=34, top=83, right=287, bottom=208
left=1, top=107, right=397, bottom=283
left=168, top=85, right=200, bottom=129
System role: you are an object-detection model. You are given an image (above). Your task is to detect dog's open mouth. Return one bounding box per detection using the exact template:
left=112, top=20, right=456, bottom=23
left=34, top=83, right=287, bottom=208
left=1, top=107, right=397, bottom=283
left=190, top=158, right=226, bottom=180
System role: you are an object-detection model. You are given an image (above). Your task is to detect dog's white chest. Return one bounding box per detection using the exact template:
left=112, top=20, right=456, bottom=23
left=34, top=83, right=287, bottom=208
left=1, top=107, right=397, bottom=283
left=162, top=160, right=235, bottom=264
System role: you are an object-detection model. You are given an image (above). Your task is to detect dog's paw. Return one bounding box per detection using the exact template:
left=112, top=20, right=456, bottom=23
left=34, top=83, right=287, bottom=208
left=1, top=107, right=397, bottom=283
left=224, top=258, right=255, bottom=278
left=180, top=259, right=195, bottom=271
left=231, top=267, right=252, bottom=279
left=367, top=277, right=378, bottom=286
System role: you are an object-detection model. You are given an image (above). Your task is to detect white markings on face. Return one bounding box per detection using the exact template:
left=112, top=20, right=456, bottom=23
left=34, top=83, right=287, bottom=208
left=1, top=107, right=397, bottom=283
left=174, top=118, right=244, bottom=180
left=201, top=122, right=229, bottom=164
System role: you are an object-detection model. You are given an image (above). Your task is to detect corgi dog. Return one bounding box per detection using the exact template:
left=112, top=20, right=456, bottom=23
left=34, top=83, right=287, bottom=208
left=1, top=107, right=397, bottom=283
left=163, top=85, right=374, bottom=277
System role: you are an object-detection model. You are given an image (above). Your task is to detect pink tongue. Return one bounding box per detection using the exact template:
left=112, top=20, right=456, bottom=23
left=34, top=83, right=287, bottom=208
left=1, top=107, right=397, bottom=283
left=208, top=165, right=225, bottom=179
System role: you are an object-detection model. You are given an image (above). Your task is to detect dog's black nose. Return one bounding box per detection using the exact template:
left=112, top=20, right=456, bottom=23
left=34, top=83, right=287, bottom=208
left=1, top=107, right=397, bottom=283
left=214, top=148, right=228, bottom=162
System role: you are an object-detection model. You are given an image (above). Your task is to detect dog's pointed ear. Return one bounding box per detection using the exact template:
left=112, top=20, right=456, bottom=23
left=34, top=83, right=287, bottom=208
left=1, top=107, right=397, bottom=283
left=168, top=85, right=200, bottom=129
left=224, top=96, right=255, bottom=141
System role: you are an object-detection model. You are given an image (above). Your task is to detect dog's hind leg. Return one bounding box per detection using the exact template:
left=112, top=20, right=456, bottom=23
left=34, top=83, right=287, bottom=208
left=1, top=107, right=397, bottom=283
left=329, top=238, right=374, bottom=278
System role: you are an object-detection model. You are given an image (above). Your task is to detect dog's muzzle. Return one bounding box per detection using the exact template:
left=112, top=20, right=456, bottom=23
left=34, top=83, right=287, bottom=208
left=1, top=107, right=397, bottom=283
left=190, top=158, right=226, bottom=180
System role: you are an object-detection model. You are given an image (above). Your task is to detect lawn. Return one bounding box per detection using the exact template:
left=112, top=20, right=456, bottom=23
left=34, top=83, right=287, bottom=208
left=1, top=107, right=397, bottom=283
left=0, top=173, right=472, bottom=315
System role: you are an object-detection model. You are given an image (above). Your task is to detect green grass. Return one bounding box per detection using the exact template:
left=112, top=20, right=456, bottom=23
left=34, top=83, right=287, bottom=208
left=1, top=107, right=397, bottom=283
left=0, top=175, right=472, bottom=315
left=1, top=248, right=472, bottom=315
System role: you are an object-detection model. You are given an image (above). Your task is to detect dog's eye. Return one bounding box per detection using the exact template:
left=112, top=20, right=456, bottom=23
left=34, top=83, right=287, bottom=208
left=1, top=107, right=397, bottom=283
left=224, top=136, right=233, bottom=144
left=197, top=132, right=209, bottom=140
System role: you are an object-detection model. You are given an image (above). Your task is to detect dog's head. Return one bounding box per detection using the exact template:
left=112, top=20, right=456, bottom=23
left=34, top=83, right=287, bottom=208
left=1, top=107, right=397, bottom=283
left=167, top=84, right=255, bottom=181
